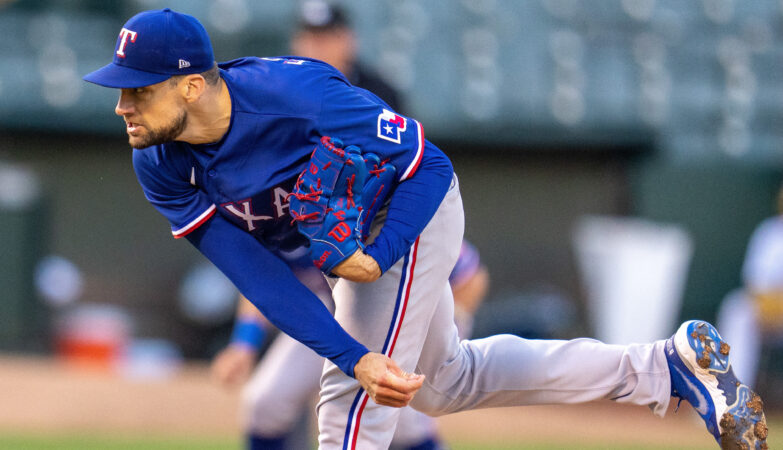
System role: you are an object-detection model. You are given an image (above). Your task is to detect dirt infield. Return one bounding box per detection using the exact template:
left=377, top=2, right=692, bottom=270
left=436, top=402, right=716, bottom=448
left=0, top=354, right=240, bottom=436
left=0, top=354, right=744, bottom=448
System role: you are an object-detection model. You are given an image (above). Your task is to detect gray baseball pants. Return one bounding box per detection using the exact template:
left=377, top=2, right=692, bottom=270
left=317, top=175, right=672, bottom=449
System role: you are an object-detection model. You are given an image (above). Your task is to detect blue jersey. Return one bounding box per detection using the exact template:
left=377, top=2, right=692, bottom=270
left=132, top=57, right=453, bottom=376
left=134, top=57, right=423, bottom=248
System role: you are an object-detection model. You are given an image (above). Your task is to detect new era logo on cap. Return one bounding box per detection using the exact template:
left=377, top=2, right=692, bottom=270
left=83, top=8, right=215, bottom=88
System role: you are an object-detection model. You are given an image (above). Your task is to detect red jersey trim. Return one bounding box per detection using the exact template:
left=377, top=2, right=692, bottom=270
left=172, top=204, right=217, bottom=239
left=399, top=120, right=424, bottom=181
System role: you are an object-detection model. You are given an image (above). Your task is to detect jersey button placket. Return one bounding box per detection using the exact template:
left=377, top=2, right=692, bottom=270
left=206, top=169, right=226, bottom=196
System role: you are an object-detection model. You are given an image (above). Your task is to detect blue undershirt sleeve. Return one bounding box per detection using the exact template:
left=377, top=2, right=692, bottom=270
left=363, top=141, right=454, bottom=273
left=185, top=213, right=369, bottom=377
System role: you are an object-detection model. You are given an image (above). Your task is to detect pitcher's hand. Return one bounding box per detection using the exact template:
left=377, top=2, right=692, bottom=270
left=353, top=352, right=424, bottom=407
left=332, top=250, right=381, bottom=283
left=211, top=344, right=256, bottom=387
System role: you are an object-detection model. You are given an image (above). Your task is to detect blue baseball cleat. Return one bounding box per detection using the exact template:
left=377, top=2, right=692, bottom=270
left=665, top=320, right=768, bottom=449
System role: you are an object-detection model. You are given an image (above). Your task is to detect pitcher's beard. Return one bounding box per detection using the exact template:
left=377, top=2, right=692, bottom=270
left=130, top=110, right=188, bottom=149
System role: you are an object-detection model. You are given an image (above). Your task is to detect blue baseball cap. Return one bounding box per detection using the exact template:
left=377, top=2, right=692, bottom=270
left=83, top=8, right=215, bottom=88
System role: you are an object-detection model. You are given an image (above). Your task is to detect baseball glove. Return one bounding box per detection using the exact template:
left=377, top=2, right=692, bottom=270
left=289, top=136, right=368, bottom=274
left=359, top=152, right=396, bottom=241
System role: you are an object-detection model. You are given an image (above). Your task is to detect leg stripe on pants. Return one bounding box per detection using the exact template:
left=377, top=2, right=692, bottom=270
left=343, top=237, right=420, bottom=450
left=383, top=236, right=419, bottom=358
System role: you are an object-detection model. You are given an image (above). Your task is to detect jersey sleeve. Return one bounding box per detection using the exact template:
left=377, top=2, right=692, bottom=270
left=318, top=76, right=424, bottom=182
left=186, top=211, right=370, bottom=377
left=132, top=147, right=216, bottom=239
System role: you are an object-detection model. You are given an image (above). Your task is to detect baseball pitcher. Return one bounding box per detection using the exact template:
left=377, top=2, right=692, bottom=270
left=84, top=9, right=767, bottom=449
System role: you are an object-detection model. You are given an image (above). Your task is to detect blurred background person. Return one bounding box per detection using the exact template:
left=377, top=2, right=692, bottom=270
left=210, top=248, right=332, bottom=450
left=211, top=241, right=489, bottom=450
left=290, top=0, right=403, bottom=112
left=717, top=184, right=783, bottom=388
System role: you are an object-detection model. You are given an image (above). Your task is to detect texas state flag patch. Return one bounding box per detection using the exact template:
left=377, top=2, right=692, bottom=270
left=377, top=109, right=407, bottom=144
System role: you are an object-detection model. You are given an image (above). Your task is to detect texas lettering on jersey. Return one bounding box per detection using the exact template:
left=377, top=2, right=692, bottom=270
left=222, top=199, right=272, bottom=232
left=221, top=185, right=292, bottom=233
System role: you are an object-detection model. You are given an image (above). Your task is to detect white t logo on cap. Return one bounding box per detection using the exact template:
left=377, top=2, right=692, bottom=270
left=116, top=28, right=138, bottom=58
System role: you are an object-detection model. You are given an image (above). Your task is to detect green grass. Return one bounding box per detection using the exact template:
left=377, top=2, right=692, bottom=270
left=451, top=441, right=764, bottom=450
left=448, top=415, right=783, bottom=450
left=0, top=434, right=720, bottom=450
left=0, top=432, right=241, bottom=450
left=0, top=416, right=779, bottom=450
left=0, top=437, right=716, bottom=450
left=449, top=443, right=713, bottom=450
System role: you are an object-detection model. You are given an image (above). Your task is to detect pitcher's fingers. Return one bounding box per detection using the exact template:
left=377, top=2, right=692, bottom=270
left=373, top=396, right=409, bottom=408
left=381, top=370, right=425, bottom=395
left=371, top=387, right=413, bottom=407
left=387, top=362, right=425, bottom=383
left=400, top=370, right=426, bottom=381
left=375, top=384, right=415, bottom=403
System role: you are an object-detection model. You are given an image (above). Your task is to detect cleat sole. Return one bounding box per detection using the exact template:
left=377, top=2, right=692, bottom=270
left=673, top=321, right=768, bottom=449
